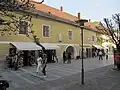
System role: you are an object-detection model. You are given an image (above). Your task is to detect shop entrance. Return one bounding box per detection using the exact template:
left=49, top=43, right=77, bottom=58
left=23, top=51, right=28, bottom=66
left=65, top=45, right=77, bottom=59
left=45, top=50, right=56, bottom=63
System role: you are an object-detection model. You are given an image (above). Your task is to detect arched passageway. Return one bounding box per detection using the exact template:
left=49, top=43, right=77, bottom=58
left=65, top=45, right=77, bottom=59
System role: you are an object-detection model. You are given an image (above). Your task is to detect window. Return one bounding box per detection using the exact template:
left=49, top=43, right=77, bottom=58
left=92, top=36, right=94, bottom=41
left=19, top=21, right=30, bottom=34
left=42, top=25, right=50, bottom=37
left=68, top=30, right=72, bottom=40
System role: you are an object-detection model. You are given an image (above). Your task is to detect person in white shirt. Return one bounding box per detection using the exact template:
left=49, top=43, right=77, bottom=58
left=36, top=56, right=42, bottom=75
left=99, top=50, right=103, bottom=60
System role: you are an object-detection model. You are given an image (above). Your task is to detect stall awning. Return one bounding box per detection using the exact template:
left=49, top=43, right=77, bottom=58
left=0, top=41, right=11, bottom=44
left=93, top=45, right=103, bottom=49
left=10, top=42, right=42, bottom=50
left=103, top=46, right=109, bottom=49
left=40, top=43, right=59, bottom=50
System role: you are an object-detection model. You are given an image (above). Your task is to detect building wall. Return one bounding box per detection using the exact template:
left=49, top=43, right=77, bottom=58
left=0, top=44, right=12, bottom=56
left=0, top=12, right=98, bottom=58
left=31, top=17, right=81, bottom=44
left=83, top=29, right=97, bottom=45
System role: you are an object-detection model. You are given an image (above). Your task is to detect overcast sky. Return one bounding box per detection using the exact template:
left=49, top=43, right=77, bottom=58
left=35, top=0, right=120, bottom=21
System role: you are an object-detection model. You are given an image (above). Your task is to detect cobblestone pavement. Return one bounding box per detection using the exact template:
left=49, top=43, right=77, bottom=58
left=63, top=65, right=120, bottom=90
left=0, top=55, right=114, bottom=90
left=11, top=65, right=120, bottom=90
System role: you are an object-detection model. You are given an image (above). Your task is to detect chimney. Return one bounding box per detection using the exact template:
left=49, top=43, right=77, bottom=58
left=60, top=6, right=63, bottom=11
left=77, top=12, right=80, bottom=20
left=89, top=19, right=91, bottom=22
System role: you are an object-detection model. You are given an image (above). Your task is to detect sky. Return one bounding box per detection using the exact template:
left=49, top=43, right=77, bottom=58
left=36, top=0, right=120, bottom=21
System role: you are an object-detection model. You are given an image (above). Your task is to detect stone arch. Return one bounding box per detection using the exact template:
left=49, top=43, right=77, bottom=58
left=64, top=45, right=77, bottom=59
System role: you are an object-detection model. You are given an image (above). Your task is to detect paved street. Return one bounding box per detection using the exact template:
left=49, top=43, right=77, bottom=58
left=0, top=55, right=114, bottom=90
left=63, top=65, right=120, bottom=90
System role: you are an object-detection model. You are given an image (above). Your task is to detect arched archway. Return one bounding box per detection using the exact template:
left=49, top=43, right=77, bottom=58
left=64, top=45, right=77, bottom=59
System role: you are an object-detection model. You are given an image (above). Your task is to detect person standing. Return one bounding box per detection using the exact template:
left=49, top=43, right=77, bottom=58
left=13, top=53, right=18, bottom=71
left=106, top=49, right=108, bottom=60
left=63, top=51, right=66, bottom=63
left=67, top=52, right=71, bottom=64
left=36, top=55, right=42, bottom=75
left=54, top=55, right=58, bottom=63
left=41, top=54, right=47, bottom=78
left=99, top=50, right=103, bottom=60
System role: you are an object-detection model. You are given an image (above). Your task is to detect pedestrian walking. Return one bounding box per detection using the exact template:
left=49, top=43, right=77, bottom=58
left=41, top=54, right=47, bottom=78
left=99, top=50, right=103, bottom=60
left=63, top=51, right=67, bottom=63
left=106, top=49, right=108, bottom=60
left=36, top=55, right=42, bottom=75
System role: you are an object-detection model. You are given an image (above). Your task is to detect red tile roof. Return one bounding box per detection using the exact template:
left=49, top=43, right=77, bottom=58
left=30, top=0, right=102, bottom=33
left=84, top=22, right=100, bottom=32
left=31, top=0, right=78, bottom=21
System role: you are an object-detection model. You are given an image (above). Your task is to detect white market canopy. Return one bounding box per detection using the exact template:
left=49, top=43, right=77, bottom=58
left=92, top=45, right=103, bottom=49
left=10, top=42, right=42, bottom=50
left=40, top=43, right=59, bottom=50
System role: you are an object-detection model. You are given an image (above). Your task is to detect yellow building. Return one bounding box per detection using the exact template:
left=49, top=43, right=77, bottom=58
left=94, top=22, right=115, bottom=53
left=0, top=1, right=103, bottom=62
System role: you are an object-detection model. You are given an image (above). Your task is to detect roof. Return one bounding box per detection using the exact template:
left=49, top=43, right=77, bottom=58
left=31, top=1, right=102, bottom=33
left=84, top=22, right=99, bottom=32
left=31, top=1, right=78, bottom=21
left=17, top=0, right=103, bottom=33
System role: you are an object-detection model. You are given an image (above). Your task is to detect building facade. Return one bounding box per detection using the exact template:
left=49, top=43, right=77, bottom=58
left=0, top=1, right=105, bottom=62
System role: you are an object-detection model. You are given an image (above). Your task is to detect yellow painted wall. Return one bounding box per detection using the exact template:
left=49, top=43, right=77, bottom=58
left=31, top=17, right=81, bottom=44
left=0, top=44, right=12, bottom=56
left=0, top=11, right=97, bottom=45
left=83, top=29, right=97, bottom=45
left=96, top=33, right=103, bottom=45
left=0, top=11, right=98, bottom=57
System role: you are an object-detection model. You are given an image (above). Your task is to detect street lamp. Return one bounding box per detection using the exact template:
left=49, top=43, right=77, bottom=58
left=76, top=19, right=88, bottom=85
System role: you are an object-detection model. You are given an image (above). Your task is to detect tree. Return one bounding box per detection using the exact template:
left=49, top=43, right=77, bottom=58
left=100, top=13, right=120, bottom=51
left=0, top=0, right=45, bottom=51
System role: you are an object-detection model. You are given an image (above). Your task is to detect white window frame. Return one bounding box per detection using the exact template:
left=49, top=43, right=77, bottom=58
left=68, top=30, right=73, bottom=40
left=42, top=24, right=51, bottom=38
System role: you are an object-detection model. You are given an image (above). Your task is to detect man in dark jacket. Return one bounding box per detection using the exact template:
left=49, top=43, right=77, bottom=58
left=63, top=51, right=67, bottom=63
left=67, top=52, right=71, bottom=64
